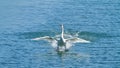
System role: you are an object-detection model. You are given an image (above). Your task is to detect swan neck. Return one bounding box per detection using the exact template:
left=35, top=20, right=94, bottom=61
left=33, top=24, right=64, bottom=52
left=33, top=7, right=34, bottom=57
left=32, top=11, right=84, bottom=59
left=61, top=24, right=64, bottom=38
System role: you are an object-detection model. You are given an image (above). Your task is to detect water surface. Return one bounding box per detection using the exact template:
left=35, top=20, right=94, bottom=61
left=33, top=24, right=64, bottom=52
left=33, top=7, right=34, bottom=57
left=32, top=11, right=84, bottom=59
left=0, top=0, right=120, bottom=68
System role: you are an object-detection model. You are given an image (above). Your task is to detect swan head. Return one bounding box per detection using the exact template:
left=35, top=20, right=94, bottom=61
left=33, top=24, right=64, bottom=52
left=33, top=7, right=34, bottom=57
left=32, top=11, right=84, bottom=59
left=60, top=24, right=64, bottom=31
left=61, top=24, right=63, bottom=28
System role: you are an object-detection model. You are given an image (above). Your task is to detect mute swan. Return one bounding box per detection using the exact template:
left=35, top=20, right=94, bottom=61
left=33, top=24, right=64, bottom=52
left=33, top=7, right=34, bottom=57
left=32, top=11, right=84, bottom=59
left=31, top=24, right=90, bottom=52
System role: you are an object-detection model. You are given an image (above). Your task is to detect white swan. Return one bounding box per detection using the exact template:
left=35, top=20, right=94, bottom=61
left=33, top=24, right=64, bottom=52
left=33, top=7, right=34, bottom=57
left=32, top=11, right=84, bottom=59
left=31, top=24, right=90, bottom=52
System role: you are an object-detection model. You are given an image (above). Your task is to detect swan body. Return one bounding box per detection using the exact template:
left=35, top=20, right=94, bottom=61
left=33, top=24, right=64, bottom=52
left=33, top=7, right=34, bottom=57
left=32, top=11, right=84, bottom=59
left=31, top=24, right=90, bottom=52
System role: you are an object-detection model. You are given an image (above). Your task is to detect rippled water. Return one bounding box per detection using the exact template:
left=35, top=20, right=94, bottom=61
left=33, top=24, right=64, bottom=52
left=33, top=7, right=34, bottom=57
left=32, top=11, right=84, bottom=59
left=0, top=0, right=120, bottom=68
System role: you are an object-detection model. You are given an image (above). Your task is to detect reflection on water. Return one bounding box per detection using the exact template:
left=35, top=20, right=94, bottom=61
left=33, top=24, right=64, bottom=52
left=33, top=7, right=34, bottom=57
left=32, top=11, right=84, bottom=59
left=33, top=51, right=90, bottom=68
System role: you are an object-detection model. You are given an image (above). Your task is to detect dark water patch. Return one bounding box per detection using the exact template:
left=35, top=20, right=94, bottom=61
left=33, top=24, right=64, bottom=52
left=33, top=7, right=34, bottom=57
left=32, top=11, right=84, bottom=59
left=0, top=44, right=13, bottom=47
left=79, top=31, right=109, bottom=38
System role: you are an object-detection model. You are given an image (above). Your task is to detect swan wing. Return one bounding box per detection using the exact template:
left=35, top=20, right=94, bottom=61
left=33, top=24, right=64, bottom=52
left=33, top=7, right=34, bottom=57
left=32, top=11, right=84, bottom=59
left=31, top=36, right=58, bottom=48
left=66, top=37, right=90, bottom=43
left=31, top=36, right=55, bottom=42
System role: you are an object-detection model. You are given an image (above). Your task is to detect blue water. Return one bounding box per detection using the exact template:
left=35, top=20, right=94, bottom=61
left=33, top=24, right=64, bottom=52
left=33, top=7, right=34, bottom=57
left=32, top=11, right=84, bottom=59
left=0, top=0, right=120, bottom=68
